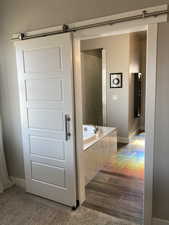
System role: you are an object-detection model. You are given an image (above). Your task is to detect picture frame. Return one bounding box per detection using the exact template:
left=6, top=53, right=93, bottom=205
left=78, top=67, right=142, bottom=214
left=110, top=73, right=123, bottom=88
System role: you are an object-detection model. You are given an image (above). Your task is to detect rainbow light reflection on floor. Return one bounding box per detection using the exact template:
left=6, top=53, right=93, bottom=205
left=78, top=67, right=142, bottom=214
left=103, top=133, right=145, bottom=180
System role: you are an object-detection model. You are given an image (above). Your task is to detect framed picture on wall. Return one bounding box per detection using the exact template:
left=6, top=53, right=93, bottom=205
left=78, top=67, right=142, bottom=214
left=110, top=73, right=123, bottom=88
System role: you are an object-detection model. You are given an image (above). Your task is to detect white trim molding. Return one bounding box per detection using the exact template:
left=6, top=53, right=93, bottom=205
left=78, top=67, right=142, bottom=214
left=153, top=218, right=169, bottom=225
left=118, top=136, right=129, bottom=144
left=11, top=177, right=25, bottom=189
left=129, top=128, right=140, bottom=141
left=102, top=49, right=107, bottom=126
left=117, top=129, right=140, bottom=144
left=12, top=4, right=167, bottom=40
left=144, top=23, right=158, bottom=225
left=73, top=8, right=167, bottom=225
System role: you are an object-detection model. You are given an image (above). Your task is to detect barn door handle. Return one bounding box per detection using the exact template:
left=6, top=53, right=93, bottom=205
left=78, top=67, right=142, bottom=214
left=65, top=114, right=71, bottom=141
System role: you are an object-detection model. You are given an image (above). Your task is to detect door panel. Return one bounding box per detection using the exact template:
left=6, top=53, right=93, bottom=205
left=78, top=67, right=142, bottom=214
left=15, top=33, right=76, bottom=206
left=31, top=162, right=65, bottom=187
left=30, top=136, right=65, bottom=160
left=25, top=79, right=63, bottom=101
left=23, top=47, right=62, bottom=73
left=27, top=109, right=64, bottom=130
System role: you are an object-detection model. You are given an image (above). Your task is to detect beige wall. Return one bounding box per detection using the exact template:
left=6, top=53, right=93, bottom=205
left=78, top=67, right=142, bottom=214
left=81, top=34, right=130, bottom=139
left=0, top=0, right=169, bottom=220
left=128, top=33, right=144, bottom=135
left=81, top=49, right=102, bottom=125
left=82, top=33, right=145, bottom=140
left=140, top=38, right=147, bottom=130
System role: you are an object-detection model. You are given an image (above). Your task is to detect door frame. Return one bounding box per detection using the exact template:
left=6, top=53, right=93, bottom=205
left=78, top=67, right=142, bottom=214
left=101, top=49, right=107, bottom=126
left=73, top=17, right=162, bottom=225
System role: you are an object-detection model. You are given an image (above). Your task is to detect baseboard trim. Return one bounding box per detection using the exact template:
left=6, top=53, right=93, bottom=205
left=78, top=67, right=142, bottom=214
left=140, top=126, right=145, bottom=131
left=129, top=128, right=140, bottom=141
left=152, top=218, right=169, bottom=225
left=118, top=136, right=129, bottom=144
left=118, top=128, right=143, bottom=144
left=11, top=177, right=25, bottom=189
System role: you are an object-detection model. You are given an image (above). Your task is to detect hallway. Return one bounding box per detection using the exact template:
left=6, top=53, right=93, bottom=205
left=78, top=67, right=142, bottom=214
left=83, top=133, right=145, bottom=224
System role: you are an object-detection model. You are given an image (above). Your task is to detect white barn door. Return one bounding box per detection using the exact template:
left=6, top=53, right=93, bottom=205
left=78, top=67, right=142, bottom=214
left=15, top=33, right=77, bottom=207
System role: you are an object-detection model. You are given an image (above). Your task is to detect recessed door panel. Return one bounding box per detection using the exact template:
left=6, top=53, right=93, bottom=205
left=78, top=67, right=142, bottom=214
left=23, top=47, right=62, bottom=74
left=31, top=162, right=65, bottom=187
left=30, top=136, right=65, bottom=160
left=25, top=79, right=63, bottom=101
left=27, top=109, right=64, bottom=131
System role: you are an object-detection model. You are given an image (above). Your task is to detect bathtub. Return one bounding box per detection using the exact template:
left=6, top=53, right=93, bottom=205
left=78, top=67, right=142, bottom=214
left=83, top=125, right=117, bottom=185
left=83, top=125, right=98, bottom=147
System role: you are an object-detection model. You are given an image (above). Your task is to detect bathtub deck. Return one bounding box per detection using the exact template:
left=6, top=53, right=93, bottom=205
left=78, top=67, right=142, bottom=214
left=83, top=126, right=116, bottom=151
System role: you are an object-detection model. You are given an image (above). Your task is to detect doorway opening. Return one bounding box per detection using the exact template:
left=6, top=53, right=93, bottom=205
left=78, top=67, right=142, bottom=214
left=77, top=30, right=147, bottom=224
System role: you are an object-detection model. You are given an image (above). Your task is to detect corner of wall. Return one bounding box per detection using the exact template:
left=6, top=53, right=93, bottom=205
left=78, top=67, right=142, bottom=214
left=10, top=176, right=25, bottom=190
left=152, top=218, right=169, bottom=225
left=117, top=136, right=129, bottom=144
